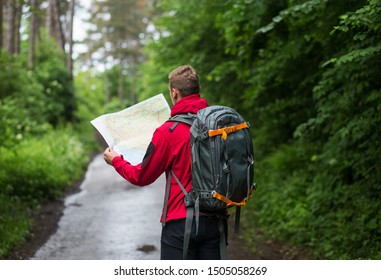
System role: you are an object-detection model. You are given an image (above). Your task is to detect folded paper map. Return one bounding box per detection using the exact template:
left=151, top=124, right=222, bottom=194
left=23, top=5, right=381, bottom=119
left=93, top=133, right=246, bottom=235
left=91, top=94, right=171, bottom=165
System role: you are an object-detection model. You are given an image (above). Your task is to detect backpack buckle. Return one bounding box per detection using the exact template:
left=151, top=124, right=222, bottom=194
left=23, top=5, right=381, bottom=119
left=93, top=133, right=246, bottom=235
left=223, top=162, right=229, bottom=173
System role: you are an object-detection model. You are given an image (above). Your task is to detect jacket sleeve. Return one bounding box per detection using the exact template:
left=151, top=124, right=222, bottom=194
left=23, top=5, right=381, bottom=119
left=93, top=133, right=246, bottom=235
left=111, top=129, right=170, bottom=186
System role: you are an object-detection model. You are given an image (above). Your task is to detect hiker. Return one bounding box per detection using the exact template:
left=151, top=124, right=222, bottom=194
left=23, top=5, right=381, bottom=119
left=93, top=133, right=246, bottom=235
left=103, top=65, right=227, bottom=260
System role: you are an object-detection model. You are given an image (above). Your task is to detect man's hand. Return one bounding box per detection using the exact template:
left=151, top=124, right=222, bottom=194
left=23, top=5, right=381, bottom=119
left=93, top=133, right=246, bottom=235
left=103, top=147, right=120, bottom=165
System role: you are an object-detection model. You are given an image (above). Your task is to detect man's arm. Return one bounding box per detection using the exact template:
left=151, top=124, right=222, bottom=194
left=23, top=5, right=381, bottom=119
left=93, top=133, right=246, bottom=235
left=104, top=129, right=170, bottom=186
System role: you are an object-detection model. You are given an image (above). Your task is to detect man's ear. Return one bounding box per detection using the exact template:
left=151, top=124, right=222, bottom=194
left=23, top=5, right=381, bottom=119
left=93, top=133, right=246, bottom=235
left=171, top=88, right=180, bottom=103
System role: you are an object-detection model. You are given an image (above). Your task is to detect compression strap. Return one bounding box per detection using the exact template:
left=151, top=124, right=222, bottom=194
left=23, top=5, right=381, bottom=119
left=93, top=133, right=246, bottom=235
left=212, top=190, right=253, bottom=207
left=208, top=122, right=249, bottom=140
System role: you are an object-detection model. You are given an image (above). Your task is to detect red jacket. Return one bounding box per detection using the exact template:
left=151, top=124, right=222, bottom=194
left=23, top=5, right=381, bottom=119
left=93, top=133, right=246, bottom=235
left=112, top=94, right=208, bottom=222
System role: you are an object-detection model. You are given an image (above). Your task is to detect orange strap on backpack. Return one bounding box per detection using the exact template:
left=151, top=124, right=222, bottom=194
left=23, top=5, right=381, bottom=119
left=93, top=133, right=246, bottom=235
left=212, top=190, right=253, bottom=207
left=208, top=122, right=249, bottom=140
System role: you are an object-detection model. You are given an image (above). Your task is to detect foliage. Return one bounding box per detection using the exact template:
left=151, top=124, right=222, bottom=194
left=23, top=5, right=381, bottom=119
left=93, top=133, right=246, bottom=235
left=0, top=51, right=49, bottom=147
left=1, top=0, right=380, bottom=261
left=74, top=70, right=105, bottom=123
left=140, top=0, right=230, bottom=105
left=82, top=0, right=149, bottom=103
left=0, top=44, right=103, bottom=259
left=73, top=69, right=106, bottom=150
left=0, top=127, right=88, bottom=203
left=292, top=0, right=381, bottom=258
left=0, top=39, right=76, bottom=148
left=0, top=126, right=90, bottom=259
left=0, top=194, right=31, bottom=258
left=32, top=38, right=76, bottom=125
left=140, top=0, right=381, bottom=259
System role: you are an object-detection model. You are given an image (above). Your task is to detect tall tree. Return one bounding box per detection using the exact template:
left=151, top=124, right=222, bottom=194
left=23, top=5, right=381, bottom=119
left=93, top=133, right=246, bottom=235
left=0, top=0, right=3, bottom=49
left=84, top=0, right=149, bottom=104
left=46, top=0, right=65, bottom=51
left=66, top=0, right=75, bottom=80
left=4, top=0, right=15, bottom=54
left=29, top=0, right=38, bottom=68
left=13, top=0, right=22, bottom=55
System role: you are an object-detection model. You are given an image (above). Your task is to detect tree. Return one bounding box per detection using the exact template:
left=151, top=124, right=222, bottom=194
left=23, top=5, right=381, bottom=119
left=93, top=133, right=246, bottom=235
left=140, top=0, right=381, bottom=259
left=29, top=0, right=38, bottom=68
left=2, top=0, right=23, bottom=55
left=13, top=0, right=21, bottom=54
left=83, top=0, right=149, bottom=104
left=46, top=0, right=65, bottom=51
left=4, top=0, right=16, bottom=54
left=66, top=0, right=75, bottom=80
left=0, top=0, right=3, bottom=49
left=139, top=0, right=229, bottom=102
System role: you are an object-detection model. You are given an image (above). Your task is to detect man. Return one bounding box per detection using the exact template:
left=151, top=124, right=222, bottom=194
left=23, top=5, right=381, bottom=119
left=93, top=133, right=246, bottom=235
left=103, top=65, right=226, bottom=259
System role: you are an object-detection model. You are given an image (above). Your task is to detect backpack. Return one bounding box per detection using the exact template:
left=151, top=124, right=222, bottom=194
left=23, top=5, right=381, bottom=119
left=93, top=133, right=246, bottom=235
left=162, top=105, right=256, bottom=259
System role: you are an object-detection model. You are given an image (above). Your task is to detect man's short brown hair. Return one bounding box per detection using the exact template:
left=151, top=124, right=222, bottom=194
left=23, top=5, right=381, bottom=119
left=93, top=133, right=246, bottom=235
left=168, top=65, right=200, bottom=97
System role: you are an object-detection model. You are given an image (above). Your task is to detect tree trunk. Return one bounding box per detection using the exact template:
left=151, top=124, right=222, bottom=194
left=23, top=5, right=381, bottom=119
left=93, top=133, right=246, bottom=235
left=46, top=0, right=53, bottom=38
left=66, top=0, right=75, bottom=80
left=104, top=73, right=110, bottom=104
left=29, top=0, right=38, bottom=68
left=14, top=0, right=22, bottom=55
left=0, top=0, right=3, bottom=49
left=52, top=0, right=64, bottom=51
left=129, top=58, right=137, bottom=104
left=46, top=0, right=65, bottom=51
left=118, top=65, right=124, bottom=101
left=5, top=0, right=15, bottom=54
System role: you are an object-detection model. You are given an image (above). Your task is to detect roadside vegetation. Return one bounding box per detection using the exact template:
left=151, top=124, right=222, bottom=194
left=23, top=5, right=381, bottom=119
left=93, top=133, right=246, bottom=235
left=1, top=0, right=380, bottom=259
left=0, top=47, right=103, bottom=257
left=140, top=0, right=381, bottom=259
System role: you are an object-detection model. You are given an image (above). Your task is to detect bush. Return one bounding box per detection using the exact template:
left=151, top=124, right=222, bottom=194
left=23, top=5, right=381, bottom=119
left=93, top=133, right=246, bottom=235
left=0, top=127, right=88, bottom=203
left=0, top=194, right=31, bottom=258
left=0, top=127, right=90, bottom=258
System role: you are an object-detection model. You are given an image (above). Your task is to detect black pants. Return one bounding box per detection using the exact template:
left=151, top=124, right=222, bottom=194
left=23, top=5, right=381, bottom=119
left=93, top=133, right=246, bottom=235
left=161, top=215, right=227, bottom=260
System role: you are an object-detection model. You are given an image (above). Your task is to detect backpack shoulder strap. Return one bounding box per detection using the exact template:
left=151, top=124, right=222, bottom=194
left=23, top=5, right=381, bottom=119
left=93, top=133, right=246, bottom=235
left=162, top=169, right=195, bottom=259
left=167, top=113, right=196, bottom=132
left=162, top=169, right=190, bottom=227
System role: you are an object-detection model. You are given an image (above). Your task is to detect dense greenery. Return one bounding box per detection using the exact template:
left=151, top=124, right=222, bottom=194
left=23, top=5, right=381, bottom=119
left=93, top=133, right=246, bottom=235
left=1, top=0, right=380, bottom=260
left=0, top=46, right=104, bottom=257
left=0, top=0, right=145, bottom=259
left=140, top=0, right=381, bottom=259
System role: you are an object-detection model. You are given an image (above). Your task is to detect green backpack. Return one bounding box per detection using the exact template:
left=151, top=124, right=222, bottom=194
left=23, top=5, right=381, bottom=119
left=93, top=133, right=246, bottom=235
left=163, top=105, right=256, bottom=259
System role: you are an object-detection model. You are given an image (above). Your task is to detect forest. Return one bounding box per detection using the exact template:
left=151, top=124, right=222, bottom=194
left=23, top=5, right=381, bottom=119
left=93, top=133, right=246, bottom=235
left=0, top=0, right=380, bottom=260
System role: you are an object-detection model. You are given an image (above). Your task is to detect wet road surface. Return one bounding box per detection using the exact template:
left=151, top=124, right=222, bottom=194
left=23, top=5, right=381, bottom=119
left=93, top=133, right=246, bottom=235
left=33, top=154, right=164, bottom=260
